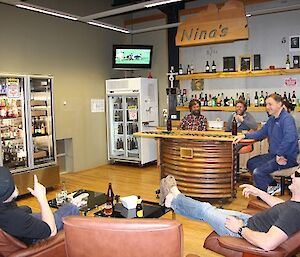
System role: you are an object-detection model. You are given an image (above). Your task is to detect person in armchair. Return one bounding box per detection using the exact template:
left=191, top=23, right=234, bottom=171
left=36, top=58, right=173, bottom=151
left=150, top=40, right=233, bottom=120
left=160, top=171, right=300, bottom=251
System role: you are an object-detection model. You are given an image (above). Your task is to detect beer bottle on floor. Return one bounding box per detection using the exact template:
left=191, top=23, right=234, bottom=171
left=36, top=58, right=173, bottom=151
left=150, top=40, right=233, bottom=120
left=136, top=196, right=143, bottom=218
left=232, top=116, right=237, bottom=136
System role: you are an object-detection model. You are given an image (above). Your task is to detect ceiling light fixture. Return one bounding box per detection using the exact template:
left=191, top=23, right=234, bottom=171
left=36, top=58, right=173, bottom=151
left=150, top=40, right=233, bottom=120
left=87, top=21, right=129, bottom=34
left=246, top=13, right=252, bottom=17
left=16, top=4, right=78, bottom=21
left=145, top=0, right=182, bottom=8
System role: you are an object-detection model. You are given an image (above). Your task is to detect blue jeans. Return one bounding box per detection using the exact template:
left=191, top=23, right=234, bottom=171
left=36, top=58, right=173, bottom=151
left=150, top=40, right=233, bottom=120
left=171, top=194, right=251, bottom=237
left=32, top=203, right=80, bottom=230
left=247, top=153, right=298, bottom=192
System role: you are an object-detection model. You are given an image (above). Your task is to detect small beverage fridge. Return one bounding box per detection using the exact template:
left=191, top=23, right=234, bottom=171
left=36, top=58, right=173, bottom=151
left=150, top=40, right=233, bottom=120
left=106, top=78, right=158, bottom=165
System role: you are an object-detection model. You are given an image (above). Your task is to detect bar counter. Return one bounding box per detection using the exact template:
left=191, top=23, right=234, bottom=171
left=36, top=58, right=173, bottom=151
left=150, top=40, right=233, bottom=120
left=135, top=130, right=253, bottom=200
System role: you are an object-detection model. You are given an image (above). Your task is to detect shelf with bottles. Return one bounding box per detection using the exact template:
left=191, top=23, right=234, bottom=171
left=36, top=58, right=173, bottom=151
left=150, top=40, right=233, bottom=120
left=175, top=68, right=300, bottom=80
left=32, top=116, right=48, bottom=136
left=127, top=123, right=139, bottom=135
left=0, top=98, right=21, bottom=119
left=2, top=142, right=27, bottom=168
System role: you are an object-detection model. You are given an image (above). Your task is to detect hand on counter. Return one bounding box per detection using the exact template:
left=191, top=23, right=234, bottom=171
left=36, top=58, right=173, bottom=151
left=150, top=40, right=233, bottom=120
left=232, top=134, right=245, bottom=144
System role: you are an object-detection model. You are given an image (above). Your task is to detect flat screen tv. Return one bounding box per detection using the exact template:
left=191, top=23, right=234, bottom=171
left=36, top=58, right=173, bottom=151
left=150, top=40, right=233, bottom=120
left=112, top=45, right=153, bottom=70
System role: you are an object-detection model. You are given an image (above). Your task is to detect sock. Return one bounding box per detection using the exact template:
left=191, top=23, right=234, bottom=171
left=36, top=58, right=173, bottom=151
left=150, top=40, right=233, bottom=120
left=170, top=186, right=181, bottom=197
left=164, top=193, right=174, bottom=208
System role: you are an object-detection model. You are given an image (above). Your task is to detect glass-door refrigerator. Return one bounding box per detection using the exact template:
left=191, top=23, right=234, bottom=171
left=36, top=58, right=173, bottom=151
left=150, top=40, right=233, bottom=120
left=0, top=75, right=29, bottom=172
left=0, top=73, right=59, bottom=195
left=106, top=78, right=158, bottom=166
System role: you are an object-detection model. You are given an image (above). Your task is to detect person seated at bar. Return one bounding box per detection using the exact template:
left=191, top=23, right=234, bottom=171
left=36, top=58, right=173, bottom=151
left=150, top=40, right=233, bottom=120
left=233, top=94, right=299, bottom=195
left=225, top=99, right=257, bottom=132
left=0, top=166, right=79, bottom=245
left=160, top=173, right=300, bottom=251
left=178, top=99, right=208, bottom=131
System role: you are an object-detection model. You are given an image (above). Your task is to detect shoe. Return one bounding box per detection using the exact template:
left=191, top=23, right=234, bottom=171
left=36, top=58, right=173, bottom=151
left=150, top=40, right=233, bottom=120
left=159, top=175, right=177, bottom=206
left=267, top=184, right=281, bottom=196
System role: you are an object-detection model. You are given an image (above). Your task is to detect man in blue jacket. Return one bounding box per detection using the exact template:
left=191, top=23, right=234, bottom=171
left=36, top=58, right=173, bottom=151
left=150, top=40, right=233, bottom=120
left=234, top=93, right=299, bottom=194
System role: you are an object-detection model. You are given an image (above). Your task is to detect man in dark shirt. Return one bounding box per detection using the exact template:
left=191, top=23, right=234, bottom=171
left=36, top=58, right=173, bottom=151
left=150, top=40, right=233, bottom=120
left=160, top=171, right=300, bottom=251
left=178, top=99, right=208, bottom=131
left=0, top=166, right=79, bottom=245
left=234, top=94, right=299, bottom=193
left=225, top=99, right=257, bottom=132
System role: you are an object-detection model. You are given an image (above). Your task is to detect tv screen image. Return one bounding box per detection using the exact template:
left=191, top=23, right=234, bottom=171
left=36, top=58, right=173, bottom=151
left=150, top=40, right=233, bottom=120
left=113, top=45, right=153, bottom=69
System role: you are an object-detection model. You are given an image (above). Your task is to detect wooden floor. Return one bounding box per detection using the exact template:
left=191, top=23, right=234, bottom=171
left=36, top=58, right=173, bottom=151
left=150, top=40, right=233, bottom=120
left=16, top=163, right=284, bottom=257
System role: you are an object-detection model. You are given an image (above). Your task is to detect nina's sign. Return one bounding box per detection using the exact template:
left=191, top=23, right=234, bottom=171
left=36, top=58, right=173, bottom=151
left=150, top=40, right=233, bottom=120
left=176, top=0, right=248, bottom=47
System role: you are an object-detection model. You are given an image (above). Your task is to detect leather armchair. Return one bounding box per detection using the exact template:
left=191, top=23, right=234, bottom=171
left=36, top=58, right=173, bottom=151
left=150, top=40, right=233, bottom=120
left=0, top=229, right=66, bottom=257
left=63, top=216, right=199, bottom=257
left=204, top=199, right=300, bottom=257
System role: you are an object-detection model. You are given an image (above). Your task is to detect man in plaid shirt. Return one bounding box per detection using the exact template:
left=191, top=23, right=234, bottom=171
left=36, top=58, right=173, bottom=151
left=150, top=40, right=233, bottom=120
left=178, top=99, right=208, bottom=131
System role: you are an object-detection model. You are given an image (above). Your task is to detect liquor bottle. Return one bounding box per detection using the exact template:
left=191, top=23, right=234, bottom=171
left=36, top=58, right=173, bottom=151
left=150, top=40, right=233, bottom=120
left=204, top=94, right=208, bottom=106
left=246, top=92, right=251, bottom=107
left=259, top=91, right=264, bottom=107
left=216, top=94, right=221, bottom=107
left=136, top=196, right=143, bottom=218
left=220, top=93, right=224, bottom=106
left=232, top=116, right=237, bottom=136
left=224, top=96, right=229, bottom=106
left=229, top=97, right=234, bottom=107
left=200, top=95, right=205, bottom=107
left=178, top=64, right=183, bottom=75
left=41, top=121, right=46, bottom=135
left=292, top=91, right=297, bottom=105
left=205, top=61, right=210, bottom=73
left=167, top=115, right=172, bottom=132
left=187, top=65, right=191, bottom=74
left=104, top=183, right=114, bottom=216
left=288, top=93, right=292, bottom=103
left=286, top=54, right=290, bottom=69
left=211, top=61, right=216, bottom=73
left=283, top=91, right=287, bottom=101
left=190, top=64, right=194, bottom=74
left=264, top=92, right=268, bottom=105
left=254, top=91, right=259, bottom=107
left=208, top=94, right=212, bottom=107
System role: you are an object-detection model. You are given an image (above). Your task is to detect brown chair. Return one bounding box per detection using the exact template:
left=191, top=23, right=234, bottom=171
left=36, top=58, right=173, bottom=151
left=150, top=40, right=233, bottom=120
left=204, top=199, right=300, bottom=257
left=0, top=229, right=66, bottom=257
left=63, top=216, right=199, bottom=257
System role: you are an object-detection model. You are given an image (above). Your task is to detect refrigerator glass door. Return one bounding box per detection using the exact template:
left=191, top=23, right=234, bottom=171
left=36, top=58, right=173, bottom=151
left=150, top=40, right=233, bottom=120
left=29, top=77, right=55, bottom=166
left=108, top=96, right=126, bottom=159
left=0, top=76, right=29, bottom=171
left=125, top=96, right=139, bottom=159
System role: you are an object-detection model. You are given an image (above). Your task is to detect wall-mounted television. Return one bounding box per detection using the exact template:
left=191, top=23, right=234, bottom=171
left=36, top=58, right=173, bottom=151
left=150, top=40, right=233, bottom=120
left=112, top=45, right=153, bottom=70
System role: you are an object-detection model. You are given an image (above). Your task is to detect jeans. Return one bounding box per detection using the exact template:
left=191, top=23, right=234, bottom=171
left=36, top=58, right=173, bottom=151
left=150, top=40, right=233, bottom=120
left=32, top=203, right=80, bottom=231
left=171, top=194, right=251, bottom=237
left=247, top=153, right=298, bottom=192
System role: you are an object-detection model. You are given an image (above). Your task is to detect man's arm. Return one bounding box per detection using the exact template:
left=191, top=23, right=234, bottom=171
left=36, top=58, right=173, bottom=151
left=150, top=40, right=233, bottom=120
left=244, top=121, right=269, bottom=141
left=240, top=184, right=284, bottom=207
left=276, top=116, right=298, bottom=158
left=27, top=175, right=57, bottom=237
left=241, top=226, right=288, bottom=251
left=225, top=217, right=288, bottom=251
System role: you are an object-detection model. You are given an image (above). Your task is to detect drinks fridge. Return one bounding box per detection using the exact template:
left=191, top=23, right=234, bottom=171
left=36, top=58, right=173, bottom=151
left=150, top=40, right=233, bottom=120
left=0, top=73, right=59, bottom=195
left=106, top=78, right=158, bottom=165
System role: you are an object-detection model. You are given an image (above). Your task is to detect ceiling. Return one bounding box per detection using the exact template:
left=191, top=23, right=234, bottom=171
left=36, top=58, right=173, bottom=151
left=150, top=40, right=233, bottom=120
left=0, top=0, right=299, bottom=34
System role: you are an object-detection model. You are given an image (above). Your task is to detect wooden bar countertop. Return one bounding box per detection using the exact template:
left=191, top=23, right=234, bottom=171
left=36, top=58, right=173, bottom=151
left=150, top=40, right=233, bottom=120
left=134, top=130, right=254, bottom=143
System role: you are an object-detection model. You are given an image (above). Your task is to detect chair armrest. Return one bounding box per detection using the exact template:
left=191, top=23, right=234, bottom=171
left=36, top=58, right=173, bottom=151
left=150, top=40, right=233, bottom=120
left=11, top=231, right=66, bottom=257
left=218, top=236, right=286, bottom=257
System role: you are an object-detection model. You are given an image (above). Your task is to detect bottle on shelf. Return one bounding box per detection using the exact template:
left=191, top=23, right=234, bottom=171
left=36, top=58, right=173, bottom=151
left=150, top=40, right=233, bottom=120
left=178, top=64, right=183, bottom=75
left=211, top=61, right=216, bottom=73
left=259, top=91, right=265, bottom=107
left=286, top=54, right=290, bottom=70
left=205, top=61, right=210, bottom=73
left=288, top=92, right=292, bottom=103
left=204, top=94, right=208, bottom=106
left=283, top=91, right=287, bottom=101
left=190, top=64, right=194, bottom=74
left=41, top=121, right=46, bottom=135
left=187, top=65, right=191, bottom=75
left=167, top=115, right=172, bottom=132
left=246, top=92, right=251, bottom=107
left=292, top=91, right=297, bottom=105
left=104, top=183, right=114, bottom=216
left=232, top=116, right=237, bottom=136
left=254, top=91, right=259, bottom=107
left=136, top=196, right=143, bottom=218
